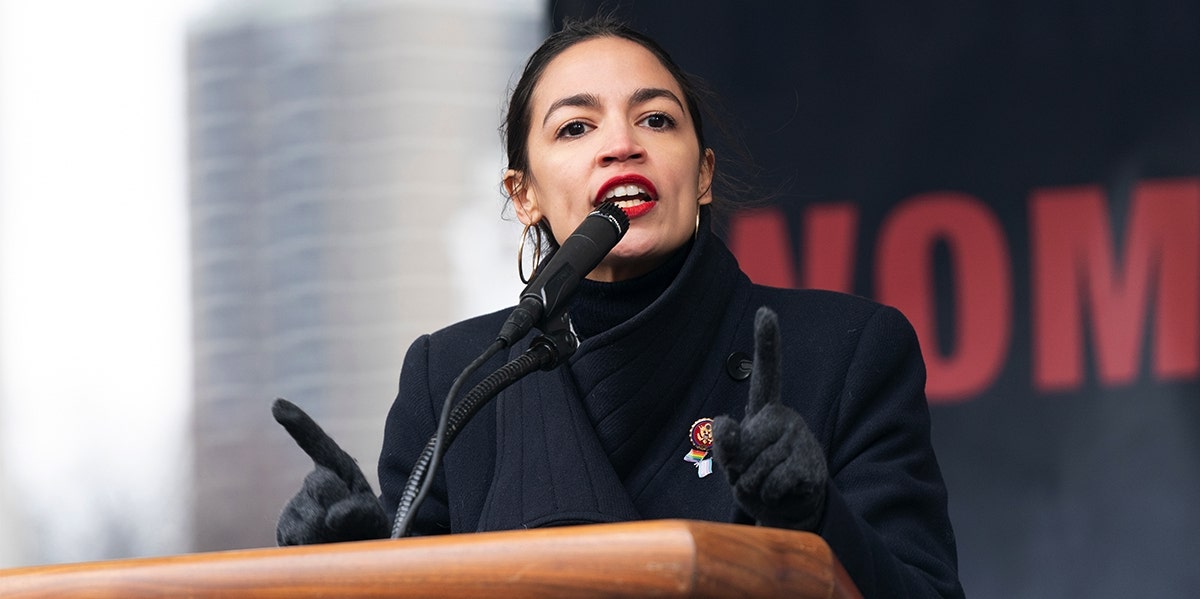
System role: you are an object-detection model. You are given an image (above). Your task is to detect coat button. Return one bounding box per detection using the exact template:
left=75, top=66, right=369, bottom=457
left=725, top=352, right=752, bottom=381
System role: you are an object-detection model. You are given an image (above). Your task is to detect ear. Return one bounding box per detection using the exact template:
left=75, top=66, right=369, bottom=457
left=504, top=169, right=541, bottom=225
left=697, top=148, right=716, bottom=206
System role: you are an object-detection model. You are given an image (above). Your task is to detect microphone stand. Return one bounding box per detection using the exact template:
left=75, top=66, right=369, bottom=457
left=390, top=311, right=579, bottom=538
left=391, top=203, right=626, bottom=538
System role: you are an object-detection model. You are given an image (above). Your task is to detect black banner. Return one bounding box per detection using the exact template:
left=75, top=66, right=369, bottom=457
left=553, top=2, right=1200, bottom=597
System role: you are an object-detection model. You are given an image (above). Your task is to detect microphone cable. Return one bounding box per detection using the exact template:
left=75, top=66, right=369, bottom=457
left=391, top=313, right=580, bottom=538
left=391, top=203, right=627, bottom=538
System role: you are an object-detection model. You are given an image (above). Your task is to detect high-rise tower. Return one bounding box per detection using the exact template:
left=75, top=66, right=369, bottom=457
left=187, top=0, right=539, bottom=551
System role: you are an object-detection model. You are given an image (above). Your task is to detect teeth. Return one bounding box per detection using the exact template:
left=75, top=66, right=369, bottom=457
left=604, top=183, right=648, bottom=200
left=612, top=198, right=645, bottom=209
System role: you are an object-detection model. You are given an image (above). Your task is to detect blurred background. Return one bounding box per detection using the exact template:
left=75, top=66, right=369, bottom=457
left=1, top=0, right=539, bottom=566
left=1, top=1, right=1197, bottom=598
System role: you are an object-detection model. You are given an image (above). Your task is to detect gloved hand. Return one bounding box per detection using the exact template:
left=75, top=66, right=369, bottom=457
left=273, top=398, right=390, bottom=545
left=712, top=307, right=829, bottom=531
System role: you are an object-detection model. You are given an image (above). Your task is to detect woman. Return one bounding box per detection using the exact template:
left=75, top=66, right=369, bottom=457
left=276, top=16, right=963, bottom=599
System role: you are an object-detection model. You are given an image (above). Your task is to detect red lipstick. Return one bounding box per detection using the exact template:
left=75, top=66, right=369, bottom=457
left=595, top=174, right=658, bottom=219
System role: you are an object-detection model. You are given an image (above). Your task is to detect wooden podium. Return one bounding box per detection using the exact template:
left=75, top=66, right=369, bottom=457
left=0, top=520, right=861, bottom=598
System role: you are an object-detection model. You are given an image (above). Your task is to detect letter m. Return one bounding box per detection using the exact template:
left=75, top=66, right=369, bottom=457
left=1031, top=178, right=1200, bottom=390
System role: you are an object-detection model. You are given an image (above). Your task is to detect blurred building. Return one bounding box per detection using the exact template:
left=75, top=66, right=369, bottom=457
left=186, top=0, right=541, bottom=551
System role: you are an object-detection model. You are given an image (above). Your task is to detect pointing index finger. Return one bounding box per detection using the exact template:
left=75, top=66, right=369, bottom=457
left=747, top=306, right=783, bottom=415
left=272, top=398, right=371, bottom=492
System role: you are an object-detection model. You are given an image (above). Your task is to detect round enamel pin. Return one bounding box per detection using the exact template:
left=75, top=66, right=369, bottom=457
left=684, top=417, right=715, bottom=478
left=690, top=418, right=714, bottom=451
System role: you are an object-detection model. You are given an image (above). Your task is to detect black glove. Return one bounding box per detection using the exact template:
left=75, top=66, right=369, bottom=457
left=273, top=398, right=390, bottom=545
left=712, top=307, right=829, bottom=531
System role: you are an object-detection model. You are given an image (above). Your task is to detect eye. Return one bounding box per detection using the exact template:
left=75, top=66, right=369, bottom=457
left=640, top=112, right=676, bottom=130
left=556, top=120, right=592, bottom=139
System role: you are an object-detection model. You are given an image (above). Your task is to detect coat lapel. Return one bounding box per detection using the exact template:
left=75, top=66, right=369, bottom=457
left=473, top=207, right=750, bottom=531
left=475, top=358, right=641, bottom=531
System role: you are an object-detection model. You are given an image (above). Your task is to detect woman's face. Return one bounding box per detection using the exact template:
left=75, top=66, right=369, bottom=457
left=506, top=36, right=714, bottom=283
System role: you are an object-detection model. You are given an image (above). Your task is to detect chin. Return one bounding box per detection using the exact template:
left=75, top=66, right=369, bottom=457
left=605, top=241, right=678, bottom=271
left=609, top=236, right=662, bottom=262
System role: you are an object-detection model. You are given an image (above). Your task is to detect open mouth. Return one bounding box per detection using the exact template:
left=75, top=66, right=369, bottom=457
left=596, top=175, right=658, bottom=216
left=602, top=183, right=655, bottom=209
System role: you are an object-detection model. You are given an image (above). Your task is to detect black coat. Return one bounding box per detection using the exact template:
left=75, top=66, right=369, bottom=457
left=379, top=213, right=963, bottom=598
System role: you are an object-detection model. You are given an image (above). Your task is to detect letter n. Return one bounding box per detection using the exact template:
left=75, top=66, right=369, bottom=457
left=728, top=206, right=797, bottom=288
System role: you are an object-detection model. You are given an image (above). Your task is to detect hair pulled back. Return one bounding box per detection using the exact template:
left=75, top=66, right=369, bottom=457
left=502, top=16, right=708, bottom=178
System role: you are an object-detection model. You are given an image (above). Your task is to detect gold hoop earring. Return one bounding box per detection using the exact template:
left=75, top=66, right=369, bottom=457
left=518, top=222, right=543, bottom=284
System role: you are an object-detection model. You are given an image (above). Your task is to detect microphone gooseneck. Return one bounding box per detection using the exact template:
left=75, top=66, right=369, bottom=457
left=391, top=204, right=628, bottom=538
left=389, top=313, right=579, bottom=538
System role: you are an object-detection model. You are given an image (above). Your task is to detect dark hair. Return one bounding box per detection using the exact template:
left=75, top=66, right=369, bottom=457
left=503, top=15, right=708, bottom=177
left=502, top=15, right=761, bottom=249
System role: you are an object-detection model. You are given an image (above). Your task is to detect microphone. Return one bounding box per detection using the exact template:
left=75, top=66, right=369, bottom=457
left=497, top=202, right=630, bottom=345
left=395, top=203, right=627, bottom=538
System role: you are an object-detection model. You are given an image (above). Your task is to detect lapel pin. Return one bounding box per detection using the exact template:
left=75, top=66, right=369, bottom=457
left=684, top=417, right=715, bottom=478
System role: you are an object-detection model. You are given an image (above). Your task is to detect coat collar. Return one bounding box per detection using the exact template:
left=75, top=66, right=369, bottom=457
left=476, top=207, right=748, bottom=530
left=569, top=206, right=743, bottom=476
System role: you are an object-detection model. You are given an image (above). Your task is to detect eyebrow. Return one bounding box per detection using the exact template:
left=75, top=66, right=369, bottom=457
left=541, top=88, right=686, bottom=127
left=630, top=87, right=685, bottom=113
left=542, top=93, right=600, bottom=127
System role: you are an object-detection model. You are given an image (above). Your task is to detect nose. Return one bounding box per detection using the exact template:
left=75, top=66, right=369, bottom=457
left=597, top=124, right=645, bottom=165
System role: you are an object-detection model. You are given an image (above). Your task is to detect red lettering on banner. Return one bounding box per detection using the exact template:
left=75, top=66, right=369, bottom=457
left=802, top=203, right=859, bottom=293
left=1030, top=179, right=1200, bottom=391
left=876, top=193, right=1012, bottom=403
left=730, top=203, right=860, bottom=292
left=728, top=206, right=796, bottom=288
left=727, top=178, right=1200, bottom=401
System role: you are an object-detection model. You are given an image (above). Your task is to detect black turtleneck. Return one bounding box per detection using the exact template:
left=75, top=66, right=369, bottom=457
left=566, top=239, right=692, bottom=340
